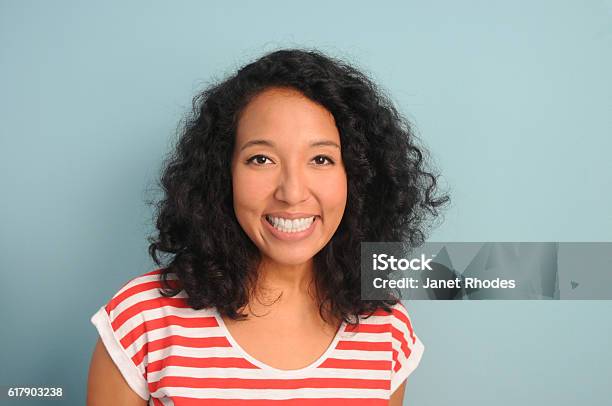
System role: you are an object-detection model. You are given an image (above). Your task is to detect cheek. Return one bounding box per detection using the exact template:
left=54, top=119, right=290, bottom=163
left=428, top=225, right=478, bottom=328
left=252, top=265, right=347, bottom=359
left=232, top=169, right=272, bottom=214
left=318, top=170, right=348, bottom=214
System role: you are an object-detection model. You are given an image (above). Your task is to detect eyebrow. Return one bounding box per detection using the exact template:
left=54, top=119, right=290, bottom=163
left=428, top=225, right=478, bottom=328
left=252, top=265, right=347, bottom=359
left=239, top=139, right=340, bottom=151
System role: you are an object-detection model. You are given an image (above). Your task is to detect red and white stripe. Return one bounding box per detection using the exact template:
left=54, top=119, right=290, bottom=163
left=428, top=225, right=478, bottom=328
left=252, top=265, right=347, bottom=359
left=91, top=269, right=424, bottom=405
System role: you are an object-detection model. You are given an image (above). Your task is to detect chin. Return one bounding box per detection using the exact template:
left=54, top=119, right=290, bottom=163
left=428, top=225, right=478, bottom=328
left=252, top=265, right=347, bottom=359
left=264, top=250, right=318, bottom=267
left=271, top=256, right=314, bottom=266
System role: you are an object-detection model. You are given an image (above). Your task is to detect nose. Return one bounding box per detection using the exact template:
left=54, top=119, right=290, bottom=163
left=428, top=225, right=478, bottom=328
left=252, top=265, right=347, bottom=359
left=273, top=162, right=309, bottom=205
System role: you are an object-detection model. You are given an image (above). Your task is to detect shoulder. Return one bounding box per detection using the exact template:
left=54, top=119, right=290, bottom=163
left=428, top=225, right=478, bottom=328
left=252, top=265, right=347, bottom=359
left=356, top=302, right=415, bottom=328
left=362, top=302, right=420, bottom=350
left=387, top=302, right=418, bottom=345
left=99, top=269, right=216, bottom=332
left=344, top=302, right=417, bottom=342
left=90, top=269, right=217, bottom=401
left=104, top=269, right=181, bottom=313
left=359, top=302, right=425, bottom=393
left=351, top=302, right=422, bottom=365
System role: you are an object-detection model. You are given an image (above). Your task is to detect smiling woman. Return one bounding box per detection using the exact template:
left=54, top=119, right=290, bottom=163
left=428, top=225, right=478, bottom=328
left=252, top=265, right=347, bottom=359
left=232, top=88, right=347, bottom=268
left=87, top=49, right=448, bottom=405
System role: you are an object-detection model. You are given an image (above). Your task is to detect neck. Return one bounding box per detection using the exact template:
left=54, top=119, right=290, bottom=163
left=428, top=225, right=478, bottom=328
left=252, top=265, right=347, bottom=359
left=255, top=256, right=316, bottom=297
left=246, top=256, right=320, bottom=313
left=244, top=256, right=336, bottom=325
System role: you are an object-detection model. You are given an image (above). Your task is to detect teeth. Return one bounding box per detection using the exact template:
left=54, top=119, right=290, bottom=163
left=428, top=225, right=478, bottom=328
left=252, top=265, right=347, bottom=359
left=266, top=215, right=315, bottom=233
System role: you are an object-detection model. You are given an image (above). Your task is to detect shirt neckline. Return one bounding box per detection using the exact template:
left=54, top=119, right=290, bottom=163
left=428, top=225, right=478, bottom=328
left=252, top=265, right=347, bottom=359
left=213, top=307, right=346, bottom=373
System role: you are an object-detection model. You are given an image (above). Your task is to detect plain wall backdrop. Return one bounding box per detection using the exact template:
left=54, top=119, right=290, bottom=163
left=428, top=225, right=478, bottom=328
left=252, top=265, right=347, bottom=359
left=1, top=1, right=611, bottom=404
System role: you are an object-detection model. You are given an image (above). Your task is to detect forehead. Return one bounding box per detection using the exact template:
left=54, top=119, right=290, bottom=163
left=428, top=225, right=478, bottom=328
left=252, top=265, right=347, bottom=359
left=235, top=87, right=339, bottom=145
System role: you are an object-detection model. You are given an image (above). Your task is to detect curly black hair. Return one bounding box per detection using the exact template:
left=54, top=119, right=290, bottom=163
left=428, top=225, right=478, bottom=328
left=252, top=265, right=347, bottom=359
left=148, top=48, right=449, bottom=325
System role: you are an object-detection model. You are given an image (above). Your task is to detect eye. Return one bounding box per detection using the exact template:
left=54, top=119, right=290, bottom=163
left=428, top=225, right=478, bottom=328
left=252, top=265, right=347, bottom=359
left=246, top=154, right=274, bottom=165
left=311, top=155, right=335, bottom=165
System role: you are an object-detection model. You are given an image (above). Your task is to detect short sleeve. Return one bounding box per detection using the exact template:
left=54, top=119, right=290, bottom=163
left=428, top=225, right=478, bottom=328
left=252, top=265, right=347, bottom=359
left=389, top=302, right=425, bottom=394
left=90, top=278, right=151, bottom=401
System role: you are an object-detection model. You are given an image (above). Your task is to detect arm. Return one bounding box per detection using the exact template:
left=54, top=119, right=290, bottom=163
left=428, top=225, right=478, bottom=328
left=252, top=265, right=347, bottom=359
left=87, top=338, right=149, bottom=406
left=389, top=381, right=406, bottom=406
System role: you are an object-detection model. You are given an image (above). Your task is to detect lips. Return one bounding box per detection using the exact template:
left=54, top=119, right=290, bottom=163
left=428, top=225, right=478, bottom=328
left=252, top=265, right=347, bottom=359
left=261, top=214, right=319, bottom=241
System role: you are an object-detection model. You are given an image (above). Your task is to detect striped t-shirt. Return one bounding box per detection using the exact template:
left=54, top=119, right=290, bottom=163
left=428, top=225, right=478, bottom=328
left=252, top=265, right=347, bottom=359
left=90, top=269, right=424, bottom=405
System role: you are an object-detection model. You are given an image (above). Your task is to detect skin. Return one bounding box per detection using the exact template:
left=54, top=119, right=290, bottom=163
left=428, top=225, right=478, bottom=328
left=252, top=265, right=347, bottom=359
left=87, top=338, right=148, bottom=406
left=225, top=87, right=348, bottom=370
left=231, top=86, right=347, bottom=272
left=87, top=86, right=407, bottom=404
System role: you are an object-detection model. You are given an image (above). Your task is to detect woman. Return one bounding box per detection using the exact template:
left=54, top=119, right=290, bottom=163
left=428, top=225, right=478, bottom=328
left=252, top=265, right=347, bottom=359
left=87, top=48, right=448, bottom=405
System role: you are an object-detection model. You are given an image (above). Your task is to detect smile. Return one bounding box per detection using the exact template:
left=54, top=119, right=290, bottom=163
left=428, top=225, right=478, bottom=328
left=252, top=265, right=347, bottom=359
left=261, top=214, right=319, bottom=242
left=265, top=215, right=315, bottom=233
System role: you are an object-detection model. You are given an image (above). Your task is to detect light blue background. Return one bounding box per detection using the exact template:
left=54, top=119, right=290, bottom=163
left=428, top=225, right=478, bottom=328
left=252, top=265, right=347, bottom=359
left=1, top=1, right=611, bottom=404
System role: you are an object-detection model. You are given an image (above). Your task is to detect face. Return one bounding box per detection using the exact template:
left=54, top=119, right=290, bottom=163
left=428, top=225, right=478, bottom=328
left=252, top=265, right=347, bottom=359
left=231, top=87, right=347, bottom=267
